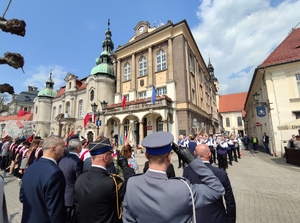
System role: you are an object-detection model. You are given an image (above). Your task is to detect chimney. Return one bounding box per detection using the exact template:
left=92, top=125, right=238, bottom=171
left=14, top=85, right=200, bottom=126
left=33, top=87, right=38, bottom=92
left=28, top=86, right=33, bottom=92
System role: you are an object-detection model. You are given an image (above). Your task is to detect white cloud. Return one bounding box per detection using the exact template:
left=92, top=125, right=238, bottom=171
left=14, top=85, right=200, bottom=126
left=192, top=0, right=300, bottom=94
left=23, top=65, right=67, bottom=91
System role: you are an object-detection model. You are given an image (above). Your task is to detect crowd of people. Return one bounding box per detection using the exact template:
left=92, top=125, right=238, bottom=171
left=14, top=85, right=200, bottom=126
left=176, top=133, right=242, bottom=172
left=0, top=131, right=239, bottom=223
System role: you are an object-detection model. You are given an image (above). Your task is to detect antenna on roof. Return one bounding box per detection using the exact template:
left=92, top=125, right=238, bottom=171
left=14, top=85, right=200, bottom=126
left=289, top=21, right=300, bottom=34
left=108, top=19, right=110, bottom=30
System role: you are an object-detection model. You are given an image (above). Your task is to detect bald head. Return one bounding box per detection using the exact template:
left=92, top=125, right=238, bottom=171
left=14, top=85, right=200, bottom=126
left=194, top=144, right=211, bottom=161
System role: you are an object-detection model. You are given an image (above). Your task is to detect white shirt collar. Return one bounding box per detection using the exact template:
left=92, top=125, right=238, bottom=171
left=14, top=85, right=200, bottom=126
left=91, top=164, right=106, bottom=171
left=41, top=156, right=57, bottom=165
left=148, top=168, right=167, bottom=175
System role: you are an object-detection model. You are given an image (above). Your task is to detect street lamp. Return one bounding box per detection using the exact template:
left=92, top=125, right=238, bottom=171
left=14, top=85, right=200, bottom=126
left=91, top=101, right=108, bottom=137
left=1, top=123, right=6, bottom=137
left=252, top=92, right=272, bottom=109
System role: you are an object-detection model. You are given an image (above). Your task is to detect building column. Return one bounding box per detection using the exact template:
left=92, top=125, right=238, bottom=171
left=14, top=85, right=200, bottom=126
left=139, top=121, right=144, bottom=145
left=131, top=54, right=136, bottom=89
left=163, top=120, right=168, bottom=132
left=148, top=46, right=153, bottom=86
left=104, top=123, right=109, bottom=138
left=167, top=38, right=174, bottom=80
left=117, top=60, right=121, bottom=93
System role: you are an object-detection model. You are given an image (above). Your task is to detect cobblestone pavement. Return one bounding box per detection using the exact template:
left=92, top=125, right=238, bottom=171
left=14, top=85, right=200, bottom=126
left=2, top=147, right=300, bottom=223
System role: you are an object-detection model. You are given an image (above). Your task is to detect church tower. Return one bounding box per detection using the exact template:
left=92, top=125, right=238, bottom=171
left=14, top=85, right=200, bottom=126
left=85, top=19, right=116, bottom=137
left=33, top=71, right=57, bottom=137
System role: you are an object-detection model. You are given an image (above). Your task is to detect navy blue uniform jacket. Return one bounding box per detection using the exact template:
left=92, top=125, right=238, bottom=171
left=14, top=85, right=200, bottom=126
left=58, top=153, right=83, bottom=207
left=183, top=162, right=236, bottom=223
left=19, top=158, right=66, bottom=223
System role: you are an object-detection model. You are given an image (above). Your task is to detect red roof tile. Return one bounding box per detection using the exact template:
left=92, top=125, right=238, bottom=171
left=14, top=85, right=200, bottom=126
left=219, top=92, right=248, bottom=113
left=56, top=87, right=65, bottom=98
left=259, top=27, right=300, bottom=67
left=0, top=113, right=33, bottom=121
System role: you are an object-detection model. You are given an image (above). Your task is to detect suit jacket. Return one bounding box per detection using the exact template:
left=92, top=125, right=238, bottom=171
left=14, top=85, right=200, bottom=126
left=58, top=153, right=83, bottom=207
left=19, top=158, right=66, bottom=223
left=143, top=161, right=175, bottom=178
left=183, top=162, right=236, bottom=223
left=122, top=158, right=224, bottom=223
left=263, top=135, right=269, bottom=144
left=74, top=166, right=125, bottom=223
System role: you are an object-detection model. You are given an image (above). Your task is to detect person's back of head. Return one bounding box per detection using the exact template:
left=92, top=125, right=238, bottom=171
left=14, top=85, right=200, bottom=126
left=194, top=144, right=210, bottom=162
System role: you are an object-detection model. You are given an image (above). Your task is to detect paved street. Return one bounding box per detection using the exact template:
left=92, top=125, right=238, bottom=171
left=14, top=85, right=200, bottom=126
left=2, top=147, right=300, bottom=223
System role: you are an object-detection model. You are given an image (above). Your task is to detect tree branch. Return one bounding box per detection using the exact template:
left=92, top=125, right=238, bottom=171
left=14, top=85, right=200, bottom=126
left=0, top=52, right=24, bottom=70
left=0, top=17, right=26, bottom=36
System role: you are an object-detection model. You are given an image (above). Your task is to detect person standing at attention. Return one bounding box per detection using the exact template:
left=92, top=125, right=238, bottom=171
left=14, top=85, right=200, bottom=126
left=19, top=135, right=66, bottom=223
left=58, top=139, right=83, bottom=223
left=183, top=144, right=236, bottom=223
left=122, top=131, right=224, bottom=223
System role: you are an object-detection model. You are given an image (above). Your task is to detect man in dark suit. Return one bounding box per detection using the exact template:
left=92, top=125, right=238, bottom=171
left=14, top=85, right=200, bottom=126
left=74, top=138, right=133, bottom=223
left=183, top=144, right=236, bottom=223
left=262, top=132, right=270, bottom=154
left=19, top=135, right=66, bottom=223
left=58, top=139, right=83, bottom=223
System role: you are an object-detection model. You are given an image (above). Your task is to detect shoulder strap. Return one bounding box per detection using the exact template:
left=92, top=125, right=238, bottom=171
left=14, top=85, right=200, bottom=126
left=80, top=150, right=89, bottom=160
left=179, top=179, right=196, bottom=223
left=109, top=174, right=123, bottom=220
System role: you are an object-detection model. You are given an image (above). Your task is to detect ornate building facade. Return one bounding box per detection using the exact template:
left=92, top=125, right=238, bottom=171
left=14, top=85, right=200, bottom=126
left=33, top=20, right=220, bottom=144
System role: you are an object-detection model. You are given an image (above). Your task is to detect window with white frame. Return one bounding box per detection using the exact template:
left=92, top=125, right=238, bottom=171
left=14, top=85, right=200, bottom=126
left=237, top=116, right=242, bottom=126
left=156, top=86, right=167, bottom=96
left=78, top=100, right=83, bottom=117
left=296, top=74, right=300, bottom=96
left=139, top=91, right=147, bottom=99
left=139, top=57, right=147, bottom=77
left=226, top=117, right=230, bottom=127
left=157, top=117, right=164, bottom=131
left=124, top=63, right=131, bottom=81
left=65, top=102, right=70, bottom=114
left=52, top=107, right=56, bottom=121
left=156, top=49, right=166, bottom=71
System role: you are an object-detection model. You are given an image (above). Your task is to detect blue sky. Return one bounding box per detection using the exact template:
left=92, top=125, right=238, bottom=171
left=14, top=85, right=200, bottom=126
left=1, top=0, right=299, bottom=98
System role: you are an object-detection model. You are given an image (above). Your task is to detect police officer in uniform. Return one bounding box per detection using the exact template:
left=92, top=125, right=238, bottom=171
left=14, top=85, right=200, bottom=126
left=122, top=132, right=224, bottom=223
left=74, top=138, right=134, bottom=223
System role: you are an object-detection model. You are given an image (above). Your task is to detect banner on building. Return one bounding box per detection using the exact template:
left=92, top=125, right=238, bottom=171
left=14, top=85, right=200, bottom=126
left=256, top=106, right=266, bottom=117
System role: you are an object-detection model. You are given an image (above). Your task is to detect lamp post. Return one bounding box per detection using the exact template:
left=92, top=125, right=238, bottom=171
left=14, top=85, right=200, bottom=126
left=91, top=101, right=108, bottom=137
left=1, top=123, right=6, bottom=137
left=252, top=92, right=271, bottom=109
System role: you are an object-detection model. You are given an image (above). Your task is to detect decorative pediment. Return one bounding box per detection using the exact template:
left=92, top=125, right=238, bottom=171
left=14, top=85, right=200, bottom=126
left=64, top=72, right=77, bottom=81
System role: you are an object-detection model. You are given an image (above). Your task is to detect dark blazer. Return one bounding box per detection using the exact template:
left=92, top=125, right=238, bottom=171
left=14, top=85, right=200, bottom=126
left=183, top=162, right=236, bottom=223
left=74, top=166, right=125, bottom=223
left=58, top=153, right=83, bottom=207
left=143, top=161, right=175, bottom=178
left=263, top=135, right=269, bottom=144
left=19, top=158, right=66, bottom=223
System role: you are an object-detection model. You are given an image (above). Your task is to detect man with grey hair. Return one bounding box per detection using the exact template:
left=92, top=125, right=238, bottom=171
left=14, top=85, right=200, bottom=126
left=20, top=135, right=66, bottom=223
left=58, top=139, right=83, bottom=223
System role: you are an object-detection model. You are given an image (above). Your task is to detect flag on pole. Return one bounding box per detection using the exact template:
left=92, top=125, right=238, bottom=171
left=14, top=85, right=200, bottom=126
left=151, top=85, right=157, bottom=104
left=26, top=134, right=34, bottom=143
left=119, top=133, right=123, bottom=146
left=84, top=113, right=91, bottom=128
left=122, top=95, right=126, bottom=108
left=68, top=129, right=74, bottom=139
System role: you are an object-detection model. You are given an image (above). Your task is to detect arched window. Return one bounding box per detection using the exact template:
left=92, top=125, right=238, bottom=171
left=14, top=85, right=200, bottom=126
left=139, top=57, right=147, bottom=77
left=35, top=106, right=38, bottom=114
left=226, top=117, right=230, bottom=127
left=237, top=117, right=242, bottom=126
left=124, top=63, right=131, bottom=81
left=90, top=89, right=94, bottom=101
left=65, top=102, right=70, bottom=114
left=58, top=105, right=62, bottom=114
left=156, top=49, right=166, bottom=71
left=52, top=106, right=56, bottom=121
left=69, top=82, right=71, bottom=89
left=78, top=100, right=83, bottom=117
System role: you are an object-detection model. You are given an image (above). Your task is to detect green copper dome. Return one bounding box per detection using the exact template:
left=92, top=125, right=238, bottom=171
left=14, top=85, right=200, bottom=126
left=38, top=88, right=57, bottom=98
left=91, top=62, right=114, bottom=76
left=38, top=71, right=57, bottom=98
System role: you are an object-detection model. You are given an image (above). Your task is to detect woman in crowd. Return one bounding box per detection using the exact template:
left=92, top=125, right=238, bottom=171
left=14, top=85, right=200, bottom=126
left=121, top=143, right=139, bottom=173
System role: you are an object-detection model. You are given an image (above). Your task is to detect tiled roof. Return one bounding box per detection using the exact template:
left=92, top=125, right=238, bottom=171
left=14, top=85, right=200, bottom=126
left=0, top=113, right=33, bottom=121
left=259, top=27, right=300, bottom=67
left=56, top=87, right=65, bottom=98
left=219, top=92, right=248, bottom=113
